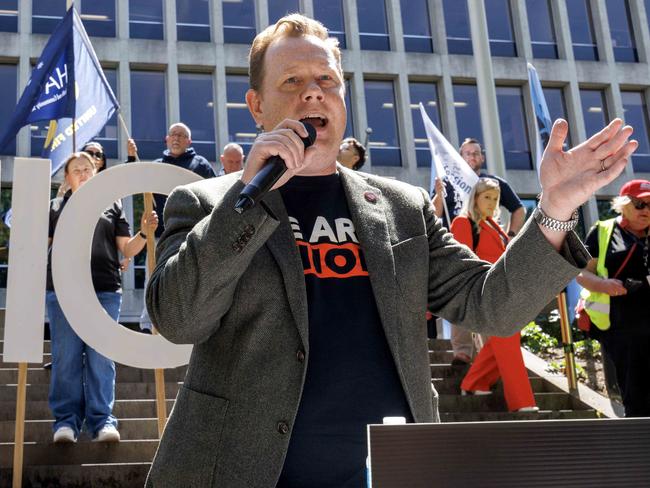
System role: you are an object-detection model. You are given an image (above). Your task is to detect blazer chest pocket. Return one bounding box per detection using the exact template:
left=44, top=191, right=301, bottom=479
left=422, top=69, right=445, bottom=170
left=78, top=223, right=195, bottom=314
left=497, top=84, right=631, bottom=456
left=150, top=386, right=229, bottom=487
left=392, top=234, right=429, bottom=313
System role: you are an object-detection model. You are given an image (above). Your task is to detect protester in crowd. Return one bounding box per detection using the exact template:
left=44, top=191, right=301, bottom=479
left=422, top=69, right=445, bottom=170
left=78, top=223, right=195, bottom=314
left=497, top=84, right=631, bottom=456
left=47, top=152, right=158, bottom=443
left=577, top=179, right=650, bottom=417
left=128, top=132, right=215, bottom=332
left=433, top=138, right=527, bottom=366
left=432, top=138, right=525, bottom=234
left=219, top=142, right=245, bottom=175
left=143, top=14, right=635, bottom=487
left=451, top=178, right=538, bottom=412
left=338, top=136, right=366, bottom=170
left=151, top=123, right=216, bottom=238
left=81, top=141, right=108, bottom=172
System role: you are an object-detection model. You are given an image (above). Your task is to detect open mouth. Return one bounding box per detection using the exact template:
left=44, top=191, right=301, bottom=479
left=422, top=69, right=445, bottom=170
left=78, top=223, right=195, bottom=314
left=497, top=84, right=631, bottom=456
left=300, top=116, right=328, bottom=129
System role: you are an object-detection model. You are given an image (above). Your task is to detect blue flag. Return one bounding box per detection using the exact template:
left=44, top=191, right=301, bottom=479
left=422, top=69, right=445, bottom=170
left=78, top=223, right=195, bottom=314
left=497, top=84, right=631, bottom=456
left=0, top=6, right=118, bottom=175
left=527, top=63, right=581, bottom=323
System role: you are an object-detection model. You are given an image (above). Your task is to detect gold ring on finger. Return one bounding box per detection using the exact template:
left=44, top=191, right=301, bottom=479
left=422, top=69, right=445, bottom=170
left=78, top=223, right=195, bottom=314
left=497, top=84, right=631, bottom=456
left=600, top=160, right=606, bottom=172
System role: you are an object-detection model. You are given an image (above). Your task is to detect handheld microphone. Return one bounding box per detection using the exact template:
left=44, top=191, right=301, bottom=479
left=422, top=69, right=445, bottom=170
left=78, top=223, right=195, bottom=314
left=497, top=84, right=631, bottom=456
left=234, top=123, right=317, bottom=213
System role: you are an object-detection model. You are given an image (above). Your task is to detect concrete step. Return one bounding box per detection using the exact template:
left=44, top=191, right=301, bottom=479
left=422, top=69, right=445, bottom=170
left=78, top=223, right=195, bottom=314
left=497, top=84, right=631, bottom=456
left=428, top=339, right=451, bottom=351
left=432, top=376, right=561, bottom=395
left=429, top=350, right=454, bottom=363
left=0, top=463, right=150, bottom=488
left=0, top=399, right=176, bottom=421
left=438, top=392, right=582, bottom=413
left=0, top=381, right=182, bottom=403
left=0, top=439, right=159, bottom=468
left=0, top=417, right=163, bottom=443
left=0, top=365, right=187, bottom=384
left=440, top=409, right=601, bottom=422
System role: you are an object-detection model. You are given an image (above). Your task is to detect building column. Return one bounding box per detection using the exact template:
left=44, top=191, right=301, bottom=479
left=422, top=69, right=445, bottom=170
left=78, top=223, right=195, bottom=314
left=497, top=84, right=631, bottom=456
left=468, top=0, right=506, bottom=178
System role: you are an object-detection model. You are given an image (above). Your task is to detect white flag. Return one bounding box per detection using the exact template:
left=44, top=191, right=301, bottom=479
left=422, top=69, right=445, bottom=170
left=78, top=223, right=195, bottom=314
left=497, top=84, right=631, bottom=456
left=419, top=103, right=478, bottom=211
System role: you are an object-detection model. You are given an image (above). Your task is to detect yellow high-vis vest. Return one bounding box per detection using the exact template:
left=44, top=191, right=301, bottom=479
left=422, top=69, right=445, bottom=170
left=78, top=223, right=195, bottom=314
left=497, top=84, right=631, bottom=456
left=581, top=218, right=616, bottom=330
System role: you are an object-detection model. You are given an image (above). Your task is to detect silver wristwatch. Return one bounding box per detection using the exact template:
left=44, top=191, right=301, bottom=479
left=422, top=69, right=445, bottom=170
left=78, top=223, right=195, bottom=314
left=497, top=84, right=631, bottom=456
left=533, top=206, right=579, bottom=232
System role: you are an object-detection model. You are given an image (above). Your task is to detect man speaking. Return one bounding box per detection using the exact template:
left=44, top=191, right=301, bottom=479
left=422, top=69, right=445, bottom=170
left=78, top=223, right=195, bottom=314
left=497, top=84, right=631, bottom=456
left=145, top=14, right=636, bottom=488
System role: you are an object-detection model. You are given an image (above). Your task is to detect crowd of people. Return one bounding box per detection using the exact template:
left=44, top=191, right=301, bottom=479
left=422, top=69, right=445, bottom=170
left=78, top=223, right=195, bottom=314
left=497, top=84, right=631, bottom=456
left=39, top=12, right=649, bottom=488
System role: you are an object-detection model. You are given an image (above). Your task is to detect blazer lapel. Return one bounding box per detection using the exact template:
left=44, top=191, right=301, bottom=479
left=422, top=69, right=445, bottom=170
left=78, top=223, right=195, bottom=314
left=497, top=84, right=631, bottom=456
left=340, top=169, right=401, bottom=358
left=262, top=191, right=310, bottom=351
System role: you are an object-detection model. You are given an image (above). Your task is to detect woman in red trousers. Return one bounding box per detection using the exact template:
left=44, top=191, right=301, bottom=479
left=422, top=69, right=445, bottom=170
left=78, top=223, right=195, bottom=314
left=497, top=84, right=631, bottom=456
left=450, top=177, right=538, bottom=413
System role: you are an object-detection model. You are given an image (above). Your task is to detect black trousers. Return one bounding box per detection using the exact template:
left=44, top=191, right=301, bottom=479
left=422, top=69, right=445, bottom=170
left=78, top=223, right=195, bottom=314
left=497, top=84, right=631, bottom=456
left=598, top=333, right=650, bottom=417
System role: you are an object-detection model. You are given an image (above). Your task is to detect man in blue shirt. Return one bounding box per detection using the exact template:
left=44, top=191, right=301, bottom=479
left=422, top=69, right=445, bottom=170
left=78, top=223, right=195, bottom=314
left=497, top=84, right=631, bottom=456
left=432, top=138, right=525, bottom=237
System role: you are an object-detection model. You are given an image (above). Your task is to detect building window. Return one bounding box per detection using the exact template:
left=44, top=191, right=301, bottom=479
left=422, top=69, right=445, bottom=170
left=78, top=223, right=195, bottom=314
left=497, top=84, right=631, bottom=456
left=542, top=87, right=571, bottom=147
left=364, top=80, right=401, bottom=166
left=486, top=0, right=517, bottom=57
left=526, top=0, right=557, bottom=59
left=605, top=0, right=638, bottom=62
left=92, top=68, right=119, bottom=159
left=357, top=0, right=390, bottom=51
left=179, top=72, right=216, bottom=162
left=400, top=0, right=433, bottom=53
left=621, top=91, right=650, bottom=172
left=496, top=86, right=532, bottom=170
left=80, top=0, right=116, bottom=37
left=567, top=0, right=599, bottom=61
left=0, top=65, right=17, bottom=156
left=344, top=79, right=354, bottom=139
left=580, top=88, right=609, bottom=139
left=409, top=81, right=441, bottom=167
left=223, top=0, right=256, bottom=44
left=177, top=0, right=211, bottom=42
left=129, top=0, right=164, bottom=40
left=269, top=0, right=300, bottom=24
left=226, top=74, right=257, bottom=152
left=313, top=0, right=346, bottom=49
left=32, top=0, right=66, bottom=34
left=453, top=83, right=483, bottom=147
left=130, top=71, right=167, bottom=160
left=0, top=0, right=18, bottom=32
left=443, top=0, right=472, bottom=54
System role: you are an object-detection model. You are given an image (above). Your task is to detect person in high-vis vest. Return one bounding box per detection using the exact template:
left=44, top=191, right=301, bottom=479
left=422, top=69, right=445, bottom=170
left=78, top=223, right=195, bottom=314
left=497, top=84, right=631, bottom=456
left=577, top=179, right=650, bottom=417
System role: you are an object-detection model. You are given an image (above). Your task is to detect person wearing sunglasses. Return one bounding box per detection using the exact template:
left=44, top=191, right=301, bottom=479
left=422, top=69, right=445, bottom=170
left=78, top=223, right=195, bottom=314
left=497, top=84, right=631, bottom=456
left=81, top=141, right=108, bottom=172
left=577, top=179, right=650, bottom=417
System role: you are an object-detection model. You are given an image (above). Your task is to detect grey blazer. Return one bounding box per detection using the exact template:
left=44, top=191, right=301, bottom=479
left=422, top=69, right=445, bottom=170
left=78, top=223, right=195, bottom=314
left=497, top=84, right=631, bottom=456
left=145, top=166, right=590, bottom=487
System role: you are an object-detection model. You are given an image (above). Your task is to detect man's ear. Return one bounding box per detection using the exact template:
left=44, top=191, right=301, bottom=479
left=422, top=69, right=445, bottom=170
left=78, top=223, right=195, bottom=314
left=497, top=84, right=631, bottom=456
left=246, top=89, right=263, bottom=125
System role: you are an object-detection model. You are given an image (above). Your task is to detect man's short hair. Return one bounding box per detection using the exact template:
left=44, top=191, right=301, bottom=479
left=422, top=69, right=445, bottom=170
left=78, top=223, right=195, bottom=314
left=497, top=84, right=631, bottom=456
left=248, top=14, right=342, bottom=92
left=459, top=137, right=483, bottom=152
left=342, top=137, right=367, bottom=170
left=222, top=142, right=244, bottom=155
left=168, top=122, right=192, bottom=140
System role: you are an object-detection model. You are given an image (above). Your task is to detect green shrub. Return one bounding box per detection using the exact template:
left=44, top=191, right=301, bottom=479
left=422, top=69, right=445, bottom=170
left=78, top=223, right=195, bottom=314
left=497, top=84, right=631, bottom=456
left=521, top=322, right=558, bottom=354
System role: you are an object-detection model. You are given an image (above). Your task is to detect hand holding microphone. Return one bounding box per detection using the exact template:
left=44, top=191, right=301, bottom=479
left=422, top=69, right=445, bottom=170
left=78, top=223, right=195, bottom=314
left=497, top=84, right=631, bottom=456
left=235, top=120, right=317, bottom=213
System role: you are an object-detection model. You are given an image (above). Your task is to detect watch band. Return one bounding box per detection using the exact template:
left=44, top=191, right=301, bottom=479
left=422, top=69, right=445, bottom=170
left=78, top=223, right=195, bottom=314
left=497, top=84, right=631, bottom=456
left=139, top=231, right=147, bottom=239
left=533, top=206, right=579, bottom=232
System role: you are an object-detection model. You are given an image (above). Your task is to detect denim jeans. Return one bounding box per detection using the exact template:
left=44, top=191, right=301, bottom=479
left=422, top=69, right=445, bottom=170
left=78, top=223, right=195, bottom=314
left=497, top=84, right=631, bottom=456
left=46, top=290, right=121, bottom=437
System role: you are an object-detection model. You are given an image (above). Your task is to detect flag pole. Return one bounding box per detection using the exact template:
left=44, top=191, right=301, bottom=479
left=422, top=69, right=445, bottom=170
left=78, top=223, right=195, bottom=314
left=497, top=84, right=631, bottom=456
left=118, top=112, right=167, bottom=436
left=557, top=292, right=579, bottom=395
left=11, top=362, right=27, bottom=488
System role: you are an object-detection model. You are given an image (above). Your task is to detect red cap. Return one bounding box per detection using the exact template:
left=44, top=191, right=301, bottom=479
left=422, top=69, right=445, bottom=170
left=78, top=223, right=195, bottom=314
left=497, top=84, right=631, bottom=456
left=620, top=179, right=650, bottom=199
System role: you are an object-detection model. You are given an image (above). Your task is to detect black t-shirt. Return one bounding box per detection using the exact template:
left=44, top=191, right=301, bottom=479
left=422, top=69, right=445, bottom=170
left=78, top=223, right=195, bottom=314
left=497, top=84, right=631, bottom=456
left=439, top=172, right=523, bottom=228
left=276, top=174, right=412, bottom=488
left=47, top=191, right=131, bottom=293
left=584, top=221, right=650, bottom=336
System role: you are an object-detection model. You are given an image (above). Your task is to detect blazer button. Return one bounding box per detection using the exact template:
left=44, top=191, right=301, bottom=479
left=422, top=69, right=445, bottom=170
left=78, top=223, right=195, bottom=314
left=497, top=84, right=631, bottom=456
left=277, top=421, right=290, bottom=435
left=296, top=350, right=305, bottom=362
left=244, top=224, right=255, bottom=236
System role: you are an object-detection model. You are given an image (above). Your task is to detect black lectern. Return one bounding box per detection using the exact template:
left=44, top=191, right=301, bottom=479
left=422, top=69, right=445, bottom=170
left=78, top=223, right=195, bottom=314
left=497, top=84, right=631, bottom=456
left=368, top=418, right=650, bottom=487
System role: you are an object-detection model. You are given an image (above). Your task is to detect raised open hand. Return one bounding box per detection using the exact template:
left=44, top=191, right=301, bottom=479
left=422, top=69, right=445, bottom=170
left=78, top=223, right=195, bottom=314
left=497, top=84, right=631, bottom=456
left=539, top=118, right=637, bottom=220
